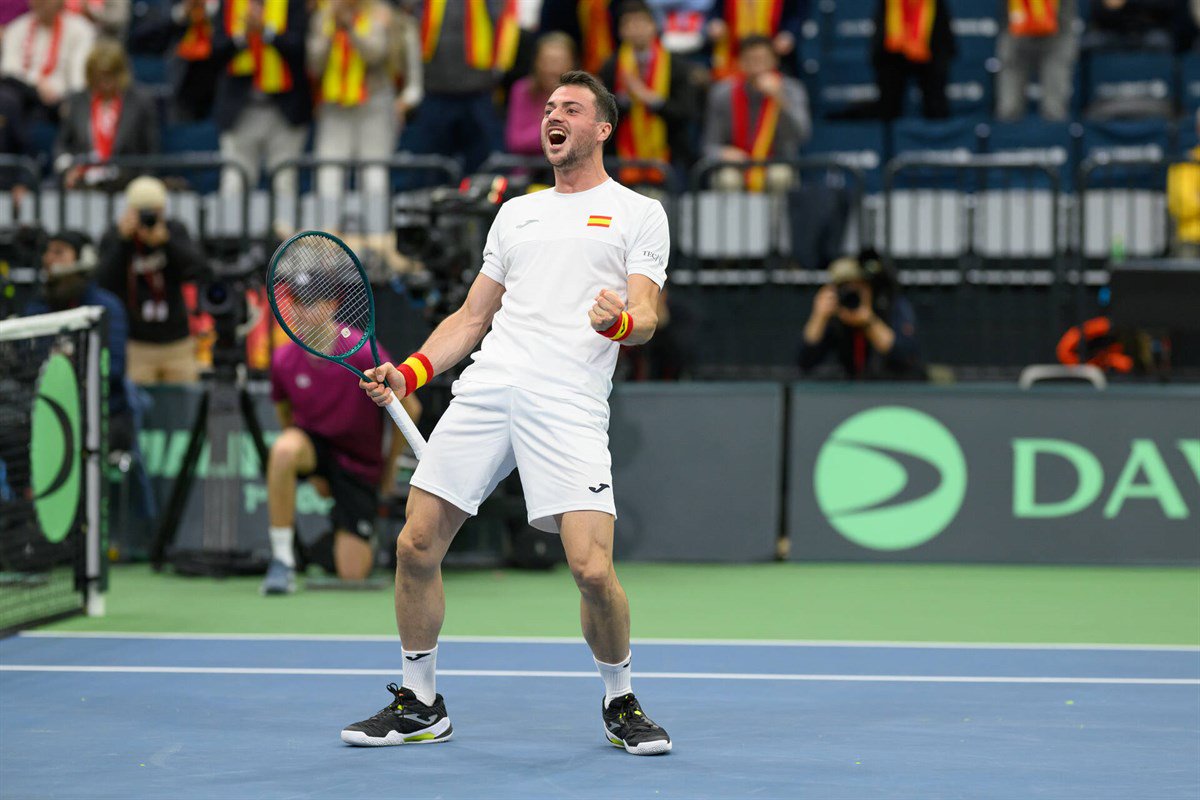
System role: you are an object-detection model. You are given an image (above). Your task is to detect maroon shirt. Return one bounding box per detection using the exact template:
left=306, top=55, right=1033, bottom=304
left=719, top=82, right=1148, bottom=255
left=270, top=337, right=392, bottom=484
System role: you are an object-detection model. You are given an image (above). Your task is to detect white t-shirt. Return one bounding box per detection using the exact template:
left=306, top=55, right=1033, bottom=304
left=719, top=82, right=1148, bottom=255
left=460, top=178, right=670, bottom=402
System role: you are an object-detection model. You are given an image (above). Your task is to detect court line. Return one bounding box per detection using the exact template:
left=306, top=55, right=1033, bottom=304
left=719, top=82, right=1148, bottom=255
left=2, top=665, right=1197, bottom=685
left=18, top=632, right=1200, bottom=652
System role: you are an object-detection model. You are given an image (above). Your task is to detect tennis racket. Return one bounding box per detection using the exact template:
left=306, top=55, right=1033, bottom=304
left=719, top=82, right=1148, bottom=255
left=266, top=230, right=427, bottom=459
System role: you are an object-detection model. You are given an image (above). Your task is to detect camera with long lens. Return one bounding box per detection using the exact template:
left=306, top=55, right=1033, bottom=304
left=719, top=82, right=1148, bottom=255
left=393, top=175, right=526, bottom=324
left=200, top=242, right=267, bottom=373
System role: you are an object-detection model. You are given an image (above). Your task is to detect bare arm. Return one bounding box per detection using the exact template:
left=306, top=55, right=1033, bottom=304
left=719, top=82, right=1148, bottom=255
left=589, top=274, right=661, bottom=347
left=359, top=272, right=506, bottom=404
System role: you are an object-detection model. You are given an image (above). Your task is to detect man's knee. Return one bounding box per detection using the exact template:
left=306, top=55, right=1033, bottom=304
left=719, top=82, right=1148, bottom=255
left=570, top=554, right=616, bottom=599
left=270, top=428, right=310, bottom=470
left=395, top=525, right=442, bottom=574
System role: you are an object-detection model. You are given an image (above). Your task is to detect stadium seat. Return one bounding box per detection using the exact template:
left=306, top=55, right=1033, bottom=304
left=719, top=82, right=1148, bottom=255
left=161, top=121, right=221, bottom=193
left=1078, top=119, right=1171, bottom=259
left=1084, top=51, right=1174, bottom=118
left=941, top=60, right=993, bottom=117
left=131, top=54, right=169, bottom=87
left=947, top=0, right=1001, bottom=64
left=1181, top=52, right=1200, bottom=117
left=820, top=0, right=875, bottom=59
left=802, top=120, right=886, bottom=193
left=982, top=120, right=1076, bottom=190
left=815, top=50, right=878, bottom=118
left=891, top=116, right=984, bottom=163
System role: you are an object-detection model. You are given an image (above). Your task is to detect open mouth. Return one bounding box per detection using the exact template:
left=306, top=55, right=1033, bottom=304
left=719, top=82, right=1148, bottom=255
left=547, top=128, right=567, bottom=146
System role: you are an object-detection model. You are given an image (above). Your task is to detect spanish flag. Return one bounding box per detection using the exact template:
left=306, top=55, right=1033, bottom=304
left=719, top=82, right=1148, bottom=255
left=712, top=0, right=783, bottom=80
left=587, top=215, right=613, bottom=228
left=884, top=0, right=936, bottom=64
left=577, top=0, right=614, bottom=74
left=176, top=5, right=212, bottom=61
left=226, top=0, right=292, bottom=93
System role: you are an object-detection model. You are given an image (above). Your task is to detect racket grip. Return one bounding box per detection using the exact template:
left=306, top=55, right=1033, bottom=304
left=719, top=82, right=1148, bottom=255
left=385, top=395, right=427, bottom=461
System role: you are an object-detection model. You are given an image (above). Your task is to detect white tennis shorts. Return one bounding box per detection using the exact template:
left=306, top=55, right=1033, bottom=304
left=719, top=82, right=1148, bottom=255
left=409, top=381, right=615, bottom=533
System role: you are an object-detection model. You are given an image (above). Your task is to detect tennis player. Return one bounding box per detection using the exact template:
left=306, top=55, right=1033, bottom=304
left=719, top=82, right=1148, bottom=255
left=342, top=70, right=671, bottom=755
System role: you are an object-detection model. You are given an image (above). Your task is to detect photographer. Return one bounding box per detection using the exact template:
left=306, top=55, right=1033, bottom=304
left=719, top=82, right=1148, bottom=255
left=95, top=175, right=209, bottom=385
left=23, top=230, right=134, bottom=451
left=799, top=254, right=923, bottom=381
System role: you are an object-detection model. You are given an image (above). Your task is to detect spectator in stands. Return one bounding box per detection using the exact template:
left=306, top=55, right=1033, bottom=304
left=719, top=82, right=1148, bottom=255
left=95, top=176, right=208, bottom=385
left=702, top=34, right=810, bottom=192
left=800, top=254, right=922, bottom=380
left=64, top=0, right=129, bottom=41
left=706, top=0, right=805, bottom=79
left=996, top=0, right=1077, bottom=121
left=0, top=86, right=31, bottom=207
left=871, top=0, right=954, bottom=120
left=599, top=0, right=697, bottom=184
left=126, top=0, right=221, bottom=122
left=1168, top=110, right=1200, bottom=259
left=308, top=0, right=394, bottom=201
left=0, top=0, right=96, bottom=121
left=263, top=284, right=417, bottom=591
left=24, top=230, right=134, bottom=450
left=506, top=32, right=577, bottom=156
left=211, top=0, right=311, bottom=219
left=402, top=0, right=516, bottom=176
left=55, top=40, right=159, bottom=189
left=540, top=0, right=615, bottom=75
left=387, top=0, right=423, bottom=132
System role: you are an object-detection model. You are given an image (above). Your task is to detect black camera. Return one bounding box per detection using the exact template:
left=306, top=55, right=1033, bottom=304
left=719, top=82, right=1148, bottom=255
left=138, top=209, right=160, bottom=228
left=837, top=285, right=862, bottom=310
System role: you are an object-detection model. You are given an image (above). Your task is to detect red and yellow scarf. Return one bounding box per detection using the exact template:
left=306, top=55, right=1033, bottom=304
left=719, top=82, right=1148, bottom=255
left=712, top=0, right=783, bottom=80
left=884, top=0, right=935, bottom=64
left=577, top=0, right=614, bottom=74
left=177, top=4, right=213, bottom=61
left=1008, top=0, right=1058, bottom=37
left=615, top=42, right=670, bottom=184
left=226, top=0, right=292, bottom=93
left=421, top=0, right=519, bottom=72
left=730, top=77, right=780, bottom=192
left=321, top=9, right=371, bottom=106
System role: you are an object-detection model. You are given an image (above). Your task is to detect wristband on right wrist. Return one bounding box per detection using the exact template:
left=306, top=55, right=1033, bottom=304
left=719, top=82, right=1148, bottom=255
left=396, top=352, right=433, bottom=397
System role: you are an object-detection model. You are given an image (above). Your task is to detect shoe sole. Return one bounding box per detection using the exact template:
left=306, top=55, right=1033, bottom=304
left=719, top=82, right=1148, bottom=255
left=604, top=727, right=672, bottom=755
left=341, top=720, right=453, bottom=747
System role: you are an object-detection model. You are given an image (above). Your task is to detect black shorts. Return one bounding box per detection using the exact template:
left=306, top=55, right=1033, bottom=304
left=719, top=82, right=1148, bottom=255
left=299, top=431, right=378, bottom=540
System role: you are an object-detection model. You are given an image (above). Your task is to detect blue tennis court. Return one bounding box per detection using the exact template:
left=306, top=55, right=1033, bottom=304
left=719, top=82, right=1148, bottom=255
left=2, top=634, right=1197, bottom=799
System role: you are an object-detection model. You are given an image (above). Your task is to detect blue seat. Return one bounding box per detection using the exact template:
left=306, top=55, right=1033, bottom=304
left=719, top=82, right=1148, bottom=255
left=982, top=120, right=1076, bottom=190
left=815, top=50, right=878, bottom=117
left=1178, top=120, right=1198, bottom=157
left=1079, top=119, right=1171, bottom=188
left=820, top=0, right=875, bottom=57
left=160, top=121, right=221, bottom=193
left=1085, top=51, right=1174, bottom=114
left=947, top=0, right=1001, bottom=64
left=941, top=60, right=993, bottom=117
left=889, top=117, right=985, bottom=189
left=802, top=120, right=886, bottom=192
left=1181, top=52, right=1200, bottom=116
left=130, top=54, right=169, bottom=87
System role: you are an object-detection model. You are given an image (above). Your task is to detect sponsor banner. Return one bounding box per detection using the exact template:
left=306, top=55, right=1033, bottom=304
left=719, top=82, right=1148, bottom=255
left=787, top=386, right=1200, bottom=564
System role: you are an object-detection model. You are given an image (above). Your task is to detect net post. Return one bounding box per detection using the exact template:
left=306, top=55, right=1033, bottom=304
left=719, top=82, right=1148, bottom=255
left=84, top=310, right=107, bottom=617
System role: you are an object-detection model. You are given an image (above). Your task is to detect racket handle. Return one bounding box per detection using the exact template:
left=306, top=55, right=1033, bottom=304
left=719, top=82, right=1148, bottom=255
left=386, top=395, right=427, bottom=460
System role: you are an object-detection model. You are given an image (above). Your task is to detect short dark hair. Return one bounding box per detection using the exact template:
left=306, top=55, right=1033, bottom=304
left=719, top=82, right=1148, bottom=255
left=616, top=0, right=655, bottom=23
left=737, top=34, right=775, bottom=56
left=557, top=70, right=619, bottom=129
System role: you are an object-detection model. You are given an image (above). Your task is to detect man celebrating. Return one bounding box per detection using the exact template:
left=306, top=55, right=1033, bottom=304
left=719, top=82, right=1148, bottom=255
left=345, top=70, right=672, bottom=755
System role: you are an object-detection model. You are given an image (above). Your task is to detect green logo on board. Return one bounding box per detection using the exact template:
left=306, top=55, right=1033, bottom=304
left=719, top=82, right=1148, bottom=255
left=31, top=354, right=81, bottom=543
left=814, top=406, right=967, bottom=550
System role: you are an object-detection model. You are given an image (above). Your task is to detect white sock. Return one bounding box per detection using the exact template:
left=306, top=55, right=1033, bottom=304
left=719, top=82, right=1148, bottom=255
left=268, top=526, right=295, bottom=568
left=595, top=652, right=633, bottom=708
left=402, top=645, right=438, bottom=706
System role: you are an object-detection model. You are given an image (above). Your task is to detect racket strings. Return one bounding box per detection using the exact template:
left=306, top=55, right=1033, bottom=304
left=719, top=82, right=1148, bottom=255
left=272, top=235, right=371, bottom=358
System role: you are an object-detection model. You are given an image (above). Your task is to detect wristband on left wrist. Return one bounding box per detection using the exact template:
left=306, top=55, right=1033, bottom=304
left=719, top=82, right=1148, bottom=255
left=598, top=311, right=633, bottom=342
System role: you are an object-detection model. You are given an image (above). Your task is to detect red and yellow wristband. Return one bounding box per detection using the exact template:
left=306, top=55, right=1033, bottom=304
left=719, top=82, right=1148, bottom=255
left=396, top=353, right=434, bottom=397
left=598, top=311, right=634, bottom=342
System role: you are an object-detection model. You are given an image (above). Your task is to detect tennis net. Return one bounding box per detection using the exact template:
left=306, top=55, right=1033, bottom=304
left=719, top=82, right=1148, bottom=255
left=0, top=307, right=108, bottom=634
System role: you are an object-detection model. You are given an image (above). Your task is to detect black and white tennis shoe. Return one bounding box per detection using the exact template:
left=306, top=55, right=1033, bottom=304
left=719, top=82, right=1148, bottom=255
left=602, top=693, right=672, bottom=755
left=341, top=683, right=453, bottom=746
